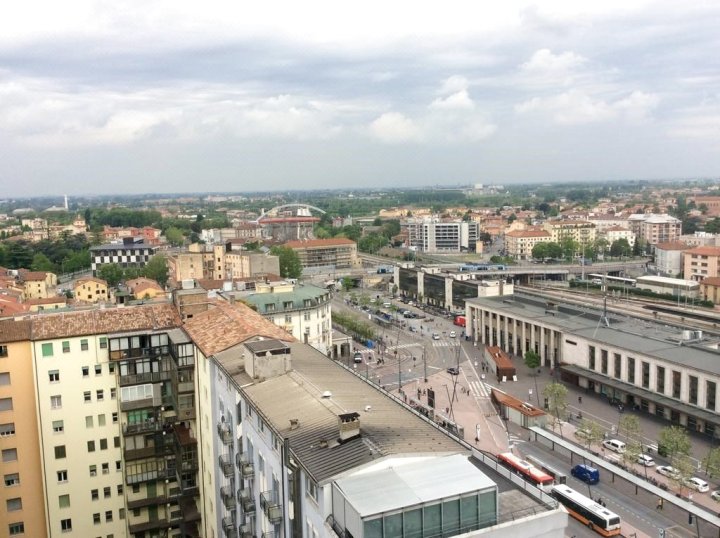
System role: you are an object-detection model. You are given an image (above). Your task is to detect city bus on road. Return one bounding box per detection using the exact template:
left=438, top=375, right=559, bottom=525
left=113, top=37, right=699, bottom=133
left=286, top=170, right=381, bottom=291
left=497, top=452, right=554, bottom=490
left=551, top=484, right=621, bottom=536
left=453, top=315, right=466, bottom=327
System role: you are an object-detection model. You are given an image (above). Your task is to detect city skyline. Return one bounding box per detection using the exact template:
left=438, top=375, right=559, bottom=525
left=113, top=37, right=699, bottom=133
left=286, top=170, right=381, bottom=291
left=1, top=1, right=719, bottom=197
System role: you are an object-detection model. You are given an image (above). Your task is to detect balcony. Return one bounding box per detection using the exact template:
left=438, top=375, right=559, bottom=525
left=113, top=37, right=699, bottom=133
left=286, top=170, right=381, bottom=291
left=260, top=490, right=283, bottom=524
left=119, top=369, right=172, bottom=387
left=222, top=515, right=236, bottom=535
left=221, top=485, right=236, bottom=510
left=219, top=454, right=233, bottom=477
left=239, top=489, right=255, bottom=515
left=110, top=344, right=169, bottom=362
left=127, top=493, right=168, bottom=510
left=217, top=422, right=233, bottom=446
left=122, top=418, right=174, bottom=436
left=239, top=523, right=254, bottom=538
left=239, top=455, right=254, bottom=479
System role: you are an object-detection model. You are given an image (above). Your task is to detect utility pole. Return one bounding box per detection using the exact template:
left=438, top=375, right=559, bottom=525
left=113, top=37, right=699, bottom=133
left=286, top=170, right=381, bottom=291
left=423, top=345, right=427, bottom=382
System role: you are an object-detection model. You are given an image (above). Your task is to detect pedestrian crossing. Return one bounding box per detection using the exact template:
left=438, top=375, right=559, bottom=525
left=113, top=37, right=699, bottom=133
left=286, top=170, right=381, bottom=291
left=385, top=342, right=424, bottom=351
left=470, top=380, right=491, bottom=399
left=431, top=341, right=463, bottom=348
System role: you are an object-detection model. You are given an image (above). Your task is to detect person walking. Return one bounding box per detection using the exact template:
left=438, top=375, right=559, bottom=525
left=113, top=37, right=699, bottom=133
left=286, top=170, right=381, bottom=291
left=656, top=498, right=663, bottom=510
left=578, top=395, right=583, bottom=404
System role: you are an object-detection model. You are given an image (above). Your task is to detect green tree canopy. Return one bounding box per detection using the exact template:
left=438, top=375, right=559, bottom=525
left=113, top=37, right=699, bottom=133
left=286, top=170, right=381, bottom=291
left=543, top=382, right=568, bottom=436
left=31, top=252, right=56, bottom=272
left=97, top=263, right=125, bottom=287
left=270, top=246, right=303, bottom=279
left=658, top=425, right=691, bottom=459
left=609, top=238, right=632, bottom=257
left=524, top=350, right=540, bottom=370
left=142, top=255, right=169, bottom=287
left=164, top=226, right=185, bottom=247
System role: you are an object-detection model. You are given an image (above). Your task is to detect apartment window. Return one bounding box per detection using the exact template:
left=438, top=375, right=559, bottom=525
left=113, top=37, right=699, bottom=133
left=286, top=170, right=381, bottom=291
left=49, top=370, right=60, bottom=382
left=689, top=376, right=698, bottom=405
left=100, top=439, right=108, bottom=450
left=672, top=370, right=681, bottom=399
left=304, top=312, right=311, bottom=321
left=306, top=478, right=319, bottom=502
left=119, top=508, right=125, bottom=520
left=91, top=489, right=99, bottom=501
left=7, top=498, right=22, bottom=511
left=114, top=461, right=120, bottom=472
left=9, top=523, right=24, bottom=535
left=105, top=510, right=113, bottom=522
left=103, top=486, right=111, bottom=498
left=285, top=314, right=292, bottom=323
left=0, top=372, right=10, bottom=385
left=94, top=364, right=102, bottom=375
left=707, top=381, right=717, bottom=411
left=62, top=341, right=70, bottom=353
left=59, top=494, right=70, bottom=508
left=102, top=463, right=109, bottom=474
left=98, top=414, right=106, bottom=427
left=42, top=343, right=54, bottom=357
left=82, top=366, right=89, bottom=377
left=89, top=465, right=97, bottom=477
left=132, top=508, right=141, bottom=517
left=0, top=397, right=13, bottom=411
left=96, top=390, right=104, bottom=402
left=87, top=441, right=95, bottom=452
left=112, top=412, right=118, bottom=424
left=57, top=470, right=67, bottom=482
left=641, top=362, right=650, bottom=389
left=113, top=436, right=120, bottom=448
left=2, top=449, right=18, bottom=462
left=108, top=363, right=115, bottom=374
left=117, top=485, right=123, bottom=496
left=110, top=388, right=116, bottom=400
left=53, top=420, right=64, bottom=433
left=588, top=346, right=596, bottom=370
left=656, top=366, right=666, bottom=394
left=86, top=416, right=94, bottom=428
left=613, top=353, right=621, bottom=379
left=4, top=473, right=19, bottom=486
left=93, top=513, right=101, bottom=525
left=132, top=484, right=140, bottom=494
left=81, top=339, right=89, bottom=351
left=627, top=357, right=636, bottom=384
left=0, top=423, right=15, bottom=437
left=0, top=345, right=7, bottom=357
left=55, top=445, right=66, bottom=459
left=51, top=395, right=61, bottom=409
left=84, top=391, right=92, bottom=403
left=600, top=350, right=608, bottom=375
left=99, top=337, right=108, bottom=349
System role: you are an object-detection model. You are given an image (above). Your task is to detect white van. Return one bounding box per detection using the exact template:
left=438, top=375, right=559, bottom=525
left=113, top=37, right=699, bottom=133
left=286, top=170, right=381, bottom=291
left=602, top=439, right=626, bottom=454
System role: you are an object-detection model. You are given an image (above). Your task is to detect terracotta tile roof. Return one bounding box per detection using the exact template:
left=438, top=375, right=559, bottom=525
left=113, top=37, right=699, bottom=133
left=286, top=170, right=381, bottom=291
left=0, top=318, right=32, bottom=342
left=284, top=238, right=356, bottom=248
left=505, top=230, right=551, bottom=238
left=75, top=276, right=108, bottom=286
left=0, top=298, right=28, bottom=318
left=183, top=300, right=294, bottom=357
left=26, top=297, right=67, bottom=305
left=700, top=277, right=720, bottom=287
left=31, top=303, right=180, bottom=340
left=133, top=282, right=164, bottom=295
left=21, top=271, right=48, bottom=281
left=656, top=241, right=689, bottom=250
left=684, top=246, right=720, bottom=256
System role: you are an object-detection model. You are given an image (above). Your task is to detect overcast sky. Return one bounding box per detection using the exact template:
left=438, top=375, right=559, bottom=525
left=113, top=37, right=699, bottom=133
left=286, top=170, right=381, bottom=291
left=1, top=1, right=719, bottom=197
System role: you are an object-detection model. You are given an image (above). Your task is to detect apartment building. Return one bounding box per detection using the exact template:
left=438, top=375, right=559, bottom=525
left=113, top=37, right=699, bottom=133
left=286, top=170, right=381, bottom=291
left=237, top=282, right=332, bottom=353
left=90, top=237, right=157, bottom=277
left=602, top=226, right=635, bottom=249
left=167, top=245, right=280, bottom=286
left=284, top=238, right=359, bottom=270
left=628, top=214, right=682, bottom=246
left=20, top=271, right=57, bottom=300
left=72, top=276, right=109, bottom=304
left=683, top=246, right=720, bottom=281
left=404, top=219, right=479, bottom=253
left=654, top=242, right=688, bottom=277
left=542, top=220, right=596, bottom=246
left=0, top=320, right=47, bottom=538
left=504, top=229, right=551, bottom=260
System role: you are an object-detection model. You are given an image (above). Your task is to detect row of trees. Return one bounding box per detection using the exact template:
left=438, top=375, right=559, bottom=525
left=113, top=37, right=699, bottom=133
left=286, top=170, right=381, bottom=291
left=314, top=217, right=401, bottom=254
left=97, top=256, right=169, bottom=287
left=531, top=238, right=634, bottom=261
left=0, top=234, right=92, bottom=274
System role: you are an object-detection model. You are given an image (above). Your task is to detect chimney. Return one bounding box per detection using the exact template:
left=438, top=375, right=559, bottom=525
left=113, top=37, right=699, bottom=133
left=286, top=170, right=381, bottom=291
left=338, top=412, right=361, bottom=443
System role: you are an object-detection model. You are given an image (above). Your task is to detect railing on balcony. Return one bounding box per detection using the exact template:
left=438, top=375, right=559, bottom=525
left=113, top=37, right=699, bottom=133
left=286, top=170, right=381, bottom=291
left=119, top=369, right=172, bottom=387
left=122, top=418, right=174, bottom=436
left=110, top=344, right=170, bottom=361
left=239, top=489, right=255, bottom=514
left=219, top=454, right=233, bottom=477
left=261, top=532, right=277, bottom=538
left=217, top=423, right=233, bottom=445
left=239, top=523, right=254, bottom=538
left=221, top=486, right=236, bottom=510
left=239, top=455, right=254, bottom=479
left=260, top=490, right=283, bottom=524
left=222, top=515, right=235, bottom=531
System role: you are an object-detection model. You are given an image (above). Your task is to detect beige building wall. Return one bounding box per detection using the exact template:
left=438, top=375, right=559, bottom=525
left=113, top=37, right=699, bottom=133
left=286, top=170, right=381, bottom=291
left=32, top=334, right=126, bottom=538
left=0, top=329, right=47, bottom=538
left=683, top=247, right=720, bottom=281
left=195, top=348, right=216, bottom=538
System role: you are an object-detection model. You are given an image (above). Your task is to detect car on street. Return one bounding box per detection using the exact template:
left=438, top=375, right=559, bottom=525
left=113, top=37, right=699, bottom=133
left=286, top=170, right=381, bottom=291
left=685, top=477, right=710, bottom=493
left=571, top=464, right=600, bottom=485
left=602, top=439, right=626, bottom=453
left=447, top=367, right=460, bottom=375
left=711, top=490, right=720, bottom=502
left=432, top=333, right=440, bottom=340
left=656, top=466, right=680, bottom=479
left=353, top=351, right=363, bottom=364
left=449, top=330, right=457, bottom=338
left=637, top=454, right=655, bottom=467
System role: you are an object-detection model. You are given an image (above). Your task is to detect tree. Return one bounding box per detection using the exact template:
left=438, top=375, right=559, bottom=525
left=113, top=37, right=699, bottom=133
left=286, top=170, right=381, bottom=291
left=658, top=426, right=691, bottom=459
left=164, top=226, right=185, bottom=247
left=543, top=382, right=568, bottom=437
left=270, top=246, right=303, bottom=279
left=702, top=447, right=720, bottom=478
left=524, top=350, right=541, bottom=370
left=609, top=238, right=632, bottom=258
left=97, top=263, right=124, bottom=287
left=31, top=253, right=56, bottom=272
left=142, top=255, right=169, bottom=287
left=618, top=415, right=644, bottom=470
left=671, top=453, right=695, bottom=496
left=341, top=277, right=353, bottom=292
left=577, top=418, right=604, bottom=451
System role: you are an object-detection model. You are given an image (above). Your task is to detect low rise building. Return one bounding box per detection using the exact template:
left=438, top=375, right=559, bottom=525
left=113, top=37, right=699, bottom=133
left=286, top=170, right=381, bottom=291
left=90, top=237, right=157, bottom=277
left=284, top=238, right=359, bottom=271
left=504, top=229, right=551, bottom=260
left=683, top=246, right=720, bottom=281
left=543, top=220, right=596, bottom=246
left=654, top=241, right=689, bottom=277
left=72, top=276, right=109, bottom=303
left=699, top=277, right=720, bottom=304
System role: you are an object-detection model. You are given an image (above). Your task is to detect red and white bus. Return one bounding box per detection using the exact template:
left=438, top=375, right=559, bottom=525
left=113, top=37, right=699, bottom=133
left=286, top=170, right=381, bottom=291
left=453, top=315, right=466, bottom=327
left=497, top=452, right=554, bottom=489
left=551, top=484, right=621, bottom=536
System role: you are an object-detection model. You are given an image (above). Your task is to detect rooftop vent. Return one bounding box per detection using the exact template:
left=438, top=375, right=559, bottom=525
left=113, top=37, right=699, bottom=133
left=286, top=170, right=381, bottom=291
left=289, top=419, right=299, bottom=430
left=338, top=412, right=361, bottom=443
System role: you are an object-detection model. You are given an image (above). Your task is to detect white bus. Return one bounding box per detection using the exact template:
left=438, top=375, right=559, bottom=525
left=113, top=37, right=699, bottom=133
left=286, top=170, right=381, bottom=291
left=551, top=484, right=621, bottom=536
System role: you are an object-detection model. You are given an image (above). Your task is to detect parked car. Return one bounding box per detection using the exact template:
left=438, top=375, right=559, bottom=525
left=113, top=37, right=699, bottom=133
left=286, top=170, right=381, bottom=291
left=353, top=352, right=363, bottom=364
left=602, top=439, right=626, bottom=453
left=656, top=466, right=680, bottom=479
left=432, top=333, right=440, bottom=340
left=571, top=464, right=599, bottom=485
left=637, top=454, right=655, bottom=467
left=711, top=490, right=720, bottom=502
left=447, top=367, right=460, bottom=376
left=685, top=477, right=710, bottom=493
left=449, top=331, right=457, bottom=338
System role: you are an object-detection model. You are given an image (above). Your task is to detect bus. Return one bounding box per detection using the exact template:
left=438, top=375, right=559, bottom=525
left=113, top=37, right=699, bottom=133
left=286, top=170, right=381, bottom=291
left=551, top=484, right=621, bottom=536
left=587, top=274, right=636, bottom=287
left=525, top=455, right=567, bottom=485
left=453, top=315, right=466, bottom=327
left=497, top=452, right=554, bottom=490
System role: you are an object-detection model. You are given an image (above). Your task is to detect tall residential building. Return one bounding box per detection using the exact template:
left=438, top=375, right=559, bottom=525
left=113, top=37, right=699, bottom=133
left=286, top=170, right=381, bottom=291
left=284, top=238, right=359, bottom=270
left=404, top=219, right=479, bottom=253
left=0, top=320, right=47, bottom=538
left=90, top=237, right=157, bottom=277
left=628, top=214, right=682, bottom=247
left=683, top=246, right=720, bottom=281
left=504, top=229, right=551, bottom=260
left=542, top=220, right=596, bottom=246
